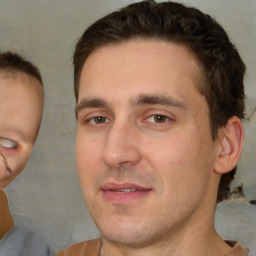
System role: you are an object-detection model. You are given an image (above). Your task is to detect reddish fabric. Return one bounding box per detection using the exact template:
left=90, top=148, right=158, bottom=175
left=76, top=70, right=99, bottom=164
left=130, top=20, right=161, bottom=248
left=57, top=238, right=248, bottom=256
left=0, top=190, right=14, bottom=239
left=57, top=239, right=101, bottom=256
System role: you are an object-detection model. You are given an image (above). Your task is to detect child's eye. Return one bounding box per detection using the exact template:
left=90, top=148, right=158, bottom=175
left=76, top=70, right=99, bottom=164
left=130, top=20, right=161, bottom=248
left=0, top=137, right=18, bottom=149
left=147, top=114, right=170, bottom=123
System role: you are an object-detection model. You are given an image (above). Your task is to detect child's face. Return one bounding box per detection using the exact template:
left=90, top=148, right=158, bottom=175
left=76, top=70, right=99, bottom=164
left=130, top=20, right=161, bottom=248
left=0, top=72, right=44, bottom=188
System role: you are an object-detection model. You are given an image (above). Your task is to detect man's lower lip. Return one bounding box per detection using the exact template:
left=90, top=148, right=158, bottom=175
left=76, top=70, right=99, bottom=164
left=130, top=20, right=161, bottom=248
left=102, top=190, right=151, bottom=204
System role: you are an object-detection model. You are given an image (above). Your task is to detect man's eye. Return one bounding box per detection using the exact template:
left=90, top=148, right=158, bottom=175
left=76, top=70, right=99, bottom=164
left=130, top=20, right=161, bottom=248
left=89, top=116, right=110, bottom=125
left=0, top=137, right=18, bottom=149
left=147, top=114, right=170, bottom=123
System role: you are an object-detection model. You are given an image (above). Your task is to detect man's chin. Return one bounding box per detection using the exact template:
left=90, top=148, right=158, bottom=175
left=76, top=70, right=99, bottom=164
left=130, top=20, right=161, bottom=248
left=100, top=222, right=163, bottom=249
left=102, top=233, right=148, bottom=248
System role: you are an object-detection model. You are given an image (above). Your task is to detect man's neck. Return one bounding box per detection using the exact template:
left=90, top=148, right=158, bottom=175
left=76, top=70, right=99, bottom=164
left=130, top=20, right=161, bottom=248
left=0, top=190, right=14, bottom=239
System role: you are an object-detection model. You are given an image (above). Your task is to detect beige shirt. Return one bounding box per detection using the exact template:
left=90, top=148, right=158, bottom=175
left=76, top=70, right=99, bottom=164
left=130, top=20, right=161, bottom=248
left=57, top=238, right=249, bottom=256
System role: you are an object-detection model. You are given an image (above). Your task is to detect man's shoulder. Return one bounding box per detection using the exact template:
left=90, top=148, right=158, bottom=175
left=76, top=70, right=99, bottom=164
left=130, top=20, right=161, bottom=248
left=57, top=238, right=101, bottom=256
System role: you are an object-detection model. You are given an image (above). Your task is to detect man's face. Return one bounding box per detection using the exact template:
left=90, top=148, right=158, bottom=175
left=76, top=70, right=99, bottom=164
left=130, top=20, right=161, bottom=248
left=0, top=72, right=43, bottom=188
left=76, top=40, right=220, bottom=247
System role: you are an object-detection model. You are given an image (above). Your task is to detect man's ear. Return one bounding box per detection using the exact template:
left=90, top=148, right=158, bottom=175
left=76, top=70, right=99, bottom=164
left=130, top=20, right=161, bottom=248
left=214, top=116, right=244, bottom=174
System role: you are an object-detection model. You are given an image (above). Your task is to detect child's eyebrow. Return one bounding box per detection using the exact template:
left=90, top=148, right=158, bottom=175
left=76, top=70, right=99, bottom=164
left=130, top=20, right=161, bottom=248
left=6, top=128, right=27, bottom=142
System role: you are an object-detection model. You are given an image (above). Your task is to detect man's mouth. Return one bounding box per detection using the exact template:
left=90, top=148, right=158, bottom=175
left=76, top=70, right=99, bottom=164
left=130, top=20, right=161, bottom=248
left=114, top=188, right=137, bottom=193
left=101, top=182, right=150, bottom=192
left=101, top=183, right=152, bottom=204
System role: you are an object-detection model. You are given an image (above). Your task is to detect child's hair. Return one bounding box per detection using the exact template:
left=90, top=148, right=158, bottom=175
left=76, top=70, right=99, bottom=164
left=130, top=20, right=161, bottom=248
left=0, top=51, right=42, bottom=85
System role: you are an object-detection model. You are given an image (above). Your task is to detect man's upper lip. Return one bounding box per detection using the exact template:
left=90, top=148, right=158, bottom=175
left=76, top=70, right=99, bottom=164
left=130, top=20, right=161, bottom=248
left=101, top=182, right=151, bottom=191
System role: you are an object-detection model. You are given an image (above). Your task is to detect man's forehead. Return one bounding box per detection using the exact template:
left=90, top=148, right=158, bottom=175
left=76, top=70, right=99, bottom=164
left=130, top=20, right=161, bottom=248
left=79, top=39, right=205, bottom=98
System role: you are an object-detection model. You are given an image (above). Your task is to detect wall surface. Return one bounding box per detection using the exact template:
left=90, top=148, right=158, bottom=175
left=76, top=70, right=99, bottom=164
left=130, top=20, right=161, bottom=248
left=0, top=0, right=255, bottom=252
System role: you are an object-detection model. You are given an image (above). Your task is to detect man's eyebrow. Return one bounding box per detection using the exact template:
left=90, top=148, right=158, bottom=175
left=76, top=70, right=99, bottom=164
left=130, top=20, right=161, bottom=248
left=75, top=94, right=187, bottom=117
left=75, top=98, right=109, bottom=118
left=133, top=94, right=187, bottom=109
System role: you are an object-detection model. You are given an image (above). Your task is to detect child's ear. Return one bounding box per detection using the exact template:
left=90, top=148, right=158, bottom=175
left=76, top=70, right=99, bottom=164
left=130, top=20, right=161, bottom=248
left=214, top=116, right=244, bottom=174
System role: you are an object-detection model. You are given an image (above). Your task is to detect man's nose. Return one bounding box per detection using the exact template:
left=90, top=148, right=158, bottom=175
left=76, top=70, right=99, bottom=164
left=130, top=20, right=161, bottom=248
left=101, top=122, right=141, bottom=168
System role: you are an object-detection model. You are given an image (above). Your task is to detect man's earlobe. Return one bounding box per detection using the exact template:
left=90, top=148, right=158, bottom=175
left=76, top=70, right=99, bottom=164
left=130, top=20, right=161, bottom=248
left=214, top=116, right=244, bottom=174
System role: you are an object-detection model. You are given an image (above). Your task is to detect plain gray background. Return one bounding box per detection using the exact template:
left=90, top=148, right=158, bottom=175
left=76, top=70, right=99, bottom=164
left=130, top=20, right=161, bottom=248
left=1, top=0, right=256, bottom=252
